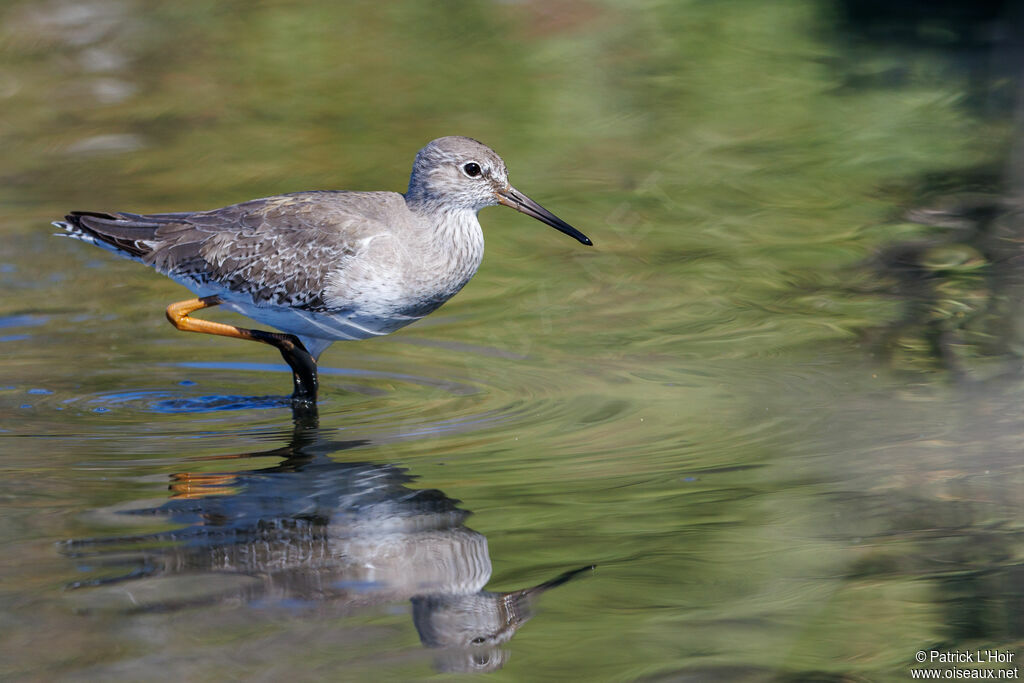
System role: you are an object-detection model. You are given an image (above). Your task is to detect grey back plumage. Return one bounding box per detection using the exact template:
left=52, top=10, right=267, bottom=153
left=60, top=191, right=412, bottom=310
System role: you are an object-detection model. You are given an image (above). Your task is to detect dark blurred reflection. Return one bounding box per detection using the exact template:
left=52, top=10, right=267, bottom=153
left=61, top=425, right=592, bottom=673
left=832, top=2, right=1024, bottom=380
left=830, top=0, right=1018, bottom=113
left=865, top=196, right=1024, bottom=380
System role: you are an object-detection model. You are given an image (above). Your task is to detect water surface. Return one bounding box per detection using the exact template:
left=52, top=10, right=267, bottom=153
left=2, top=0, right=1023, bottom=680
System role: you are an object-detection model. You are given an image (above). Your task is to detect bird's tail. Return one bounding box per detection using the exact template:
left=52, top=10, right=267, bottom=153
left=54, top=211, right=187, bottom=260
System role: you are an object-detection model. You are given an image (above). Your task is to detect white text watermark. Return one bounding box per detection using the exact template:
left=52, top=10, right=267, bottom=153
left=911, top=650, right=1018, bottom=679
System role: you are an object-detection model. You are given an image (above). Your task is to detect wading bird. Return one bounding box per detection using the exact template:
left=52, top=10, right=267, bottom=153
left=55, top=136, right=591, bottom=408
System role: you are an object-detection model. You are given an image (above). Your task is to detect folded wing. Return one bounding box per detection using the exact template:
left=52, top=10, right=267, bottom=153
left=57, top=192, right=392, bottom=310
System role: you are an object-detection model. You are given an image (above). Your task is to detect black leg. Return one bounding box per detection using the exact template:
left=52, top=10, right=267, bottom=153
left=249, top=329, right=319, bottom=407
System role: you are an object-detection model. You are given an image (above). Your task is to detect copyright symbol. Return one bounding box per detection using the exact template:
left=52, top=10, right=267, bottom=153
left=915, top=651, right=927, bottom=662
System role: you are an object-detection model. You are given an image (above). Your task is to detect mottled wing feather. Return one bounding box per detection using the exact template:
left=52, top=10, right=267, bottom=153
left=66, top=191, right=396, bottom=310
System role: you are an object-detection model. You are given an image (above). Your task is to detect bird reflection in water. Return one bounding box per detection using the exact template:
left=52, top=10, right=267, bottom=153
left=62, top=424, right=593, bottom=673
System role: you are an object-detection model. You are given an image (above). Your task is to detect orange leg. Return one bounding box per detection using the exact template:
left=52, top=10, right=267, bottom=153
left=165, top=296, right=318, bottom=407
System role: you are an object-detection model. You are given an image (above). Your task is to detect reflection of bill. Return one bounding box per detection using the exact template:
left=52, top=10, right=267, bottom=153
left=61, top=426, right=593, bottom=673
left=413, top=564, right=594, bottom=672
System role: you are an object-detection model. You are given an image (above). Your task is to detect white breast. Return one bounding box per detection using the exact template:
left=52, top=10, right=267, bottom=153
left=323, top=207, right=485, bottom=325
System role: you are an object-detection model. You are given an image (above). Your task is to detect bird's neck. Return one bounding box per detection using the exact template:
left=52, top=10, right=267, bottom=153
left=404, top=195, right=478, bottom=236
left=412, top=201, right=485, bottom=273
left=432, top=206, right=484, bottom=252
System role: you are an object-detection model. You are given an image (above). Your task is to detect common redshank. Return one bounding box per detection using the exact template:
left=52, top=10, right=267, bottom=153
left=54, top=136, right=592, bottom=407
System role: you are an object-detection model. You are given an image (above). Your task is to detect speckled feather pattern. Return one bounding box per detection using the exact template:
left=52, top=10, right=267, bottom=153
left=55, top=136, right=579, bottom=360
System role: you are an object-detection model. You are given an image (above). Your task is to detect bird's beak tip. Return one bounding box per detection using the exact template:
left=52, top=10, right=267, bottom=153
left=497, top=187, right=592, bottom=246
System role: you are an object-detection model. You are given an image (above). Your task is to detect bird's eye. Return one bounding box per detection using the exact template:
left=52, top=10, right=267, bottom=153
left=462, top=162, right=482, bottom=178
left=471, top=636, right=487, bottom=645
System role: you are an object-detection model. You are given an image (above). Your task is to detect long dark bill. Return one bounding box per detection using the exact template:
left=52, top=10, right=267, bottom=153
left=497, top=186, right=592, bottom=246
